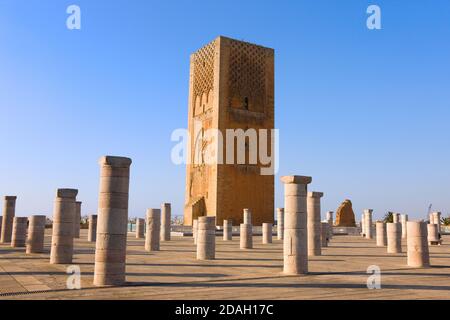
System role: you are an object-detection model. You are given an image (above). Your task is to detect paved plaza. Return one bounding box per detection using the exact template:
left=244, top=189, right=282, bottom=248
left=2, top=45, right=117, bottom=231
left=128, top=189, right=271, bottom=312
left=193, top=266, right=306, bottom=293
left=0, top=230, right=449, bottom=300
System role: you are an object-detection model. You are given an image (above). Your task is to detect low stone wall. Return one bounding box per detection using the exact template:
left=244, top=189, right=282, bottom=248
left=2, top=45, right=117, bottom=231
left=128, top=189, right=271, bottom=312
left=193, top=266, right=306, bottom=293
left=132, top=223, right=369, bottom=237
left=172, top=225, right=275, bottom=237
left=332, top=226, right=361, bottom=236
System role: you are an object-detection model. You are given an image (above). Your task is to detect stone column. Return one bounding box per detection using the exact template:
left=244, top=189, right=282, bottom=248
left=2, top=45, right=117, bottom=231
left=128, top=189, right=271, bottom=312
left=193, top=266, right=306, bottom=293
left=193, top=219, right=198, bottom=244
left=387, top=222, right=402, bottom=253
left=88, top=214, right=97, bottom=242
left=277, top=208, right=284, bottom=240
left=26, top=215, right=46, bottom=253
left=326, top=211, right=333, bottom=226
left=223, top=219, right=232, bottom=241
left=0, top=217, right=2, bottom=236
left=262, top=223, right=272, bottom=244
left=243, top=208, right=252, bottom=224
left=94, top=156, right=132, bottom=287
left=240, top=223, right=253, bottom=249
left=160, top=203, right=171, bottom=241
left=307, top=192, right=323, bottom=256
left=73, top=201, right=81, bottom=238
left=401, top=214, right=408, bottom=239
left=50, top=189, right=78, bottom=264
left=135, top=218, right=145, bottom=239
left=364, top=209, right=373, bottom=239
left=361, top=213, right=365, bottom=237
left=11, top=217, right=28, bottom=248
left=427, top=224, right=439, bottom=245
left=196, top=216, right=215, bottom=260
left=407, top=221, right=430, bottom=268
left=393, top=213, right=400, bottom=223
left=432, top=212, right=441, bottom=236
left=240, top=208, right=252, bottom=249
left=326, top=211, right=334, bottom=239
left=145, top=209, right=160, bottom=251
left=0, top=196, right=17, bottom=244
left=376, top=221, right=387, bottom=247
left=321, top=222, right=329, bottom=247
left=281, top=175, right=312, bottom=275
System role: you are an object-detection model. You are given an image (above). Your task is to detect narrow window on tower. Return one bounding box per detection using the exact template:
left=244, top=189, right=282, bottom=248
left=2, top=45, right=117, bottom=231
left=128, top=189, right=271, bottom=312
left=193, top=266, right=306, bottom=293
left=245, top=141, right=249, bottom=164
left=244, top=97, right=249, bottom=110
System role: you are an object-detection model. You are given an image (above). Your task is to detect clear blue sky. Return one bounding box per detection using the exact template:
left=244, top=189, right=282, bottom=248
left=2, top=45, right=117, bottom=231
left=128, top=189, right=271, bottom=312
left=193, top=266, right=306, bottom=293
left=1, top=0, right=449, bottom=221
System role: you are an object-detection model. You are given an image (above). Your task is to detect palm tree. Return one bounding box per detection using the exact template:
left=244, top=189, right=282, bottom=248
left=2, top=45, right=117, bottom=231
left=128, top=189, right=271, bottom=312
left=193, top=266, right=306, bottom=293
left=441, top=216, right=450, bottom=226
left=383, top=212, right=394, bottom=223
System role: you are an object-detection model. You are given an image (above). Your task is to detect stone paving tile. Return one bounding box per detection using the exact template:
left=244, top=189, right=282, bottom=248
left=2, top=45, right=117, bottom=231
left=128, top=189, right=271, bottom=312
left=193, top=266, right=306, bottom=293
left=0, top=230, right=449, bottom=300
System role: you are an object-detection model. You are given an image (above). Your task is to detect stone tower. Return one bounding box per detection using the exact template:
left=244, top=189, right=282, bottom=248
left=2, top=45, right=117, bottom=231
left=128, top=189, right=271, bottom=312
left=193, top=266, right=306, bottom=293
left=184, top=36, right=275, bottom=226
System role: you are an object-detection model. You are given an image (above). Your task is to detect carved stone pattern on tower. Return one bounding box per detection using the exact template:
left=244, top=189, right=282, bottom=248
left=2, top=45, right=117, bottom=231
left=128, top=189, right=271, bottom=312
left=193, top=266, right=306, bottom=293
left=193, top=40, right=215, bottom=116
left=228, top=41, right=269, bottom=113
